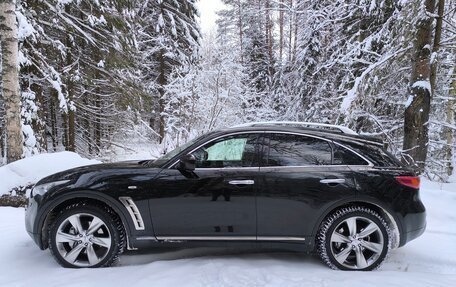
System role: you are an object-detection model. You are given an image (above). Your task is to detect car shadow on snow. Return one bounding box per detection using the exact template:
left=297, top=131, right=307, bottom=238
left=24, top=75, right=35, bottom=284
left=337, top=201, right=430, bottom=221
left=119, top=247, right=324, bottom=268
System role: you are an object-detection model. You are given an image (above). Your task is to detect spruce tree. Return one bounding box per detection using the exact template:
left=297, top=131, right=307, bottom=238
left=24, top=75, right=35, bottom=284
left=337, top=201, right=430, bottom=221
left=137, top=0, right=200, bottom=143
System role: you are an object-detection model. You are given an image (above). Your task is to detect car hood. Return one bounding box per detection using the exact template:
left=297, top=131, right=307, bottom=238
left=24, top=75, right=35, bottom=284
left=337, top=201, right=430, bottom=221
left=36, top=160, right=159, bottom=186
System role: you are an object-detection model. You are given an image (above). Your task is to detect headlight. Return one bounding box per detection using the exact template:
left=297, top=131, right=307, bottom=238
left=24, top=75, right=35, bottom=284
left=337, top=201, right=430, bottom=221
left=31, top=180, right=71, bottom=197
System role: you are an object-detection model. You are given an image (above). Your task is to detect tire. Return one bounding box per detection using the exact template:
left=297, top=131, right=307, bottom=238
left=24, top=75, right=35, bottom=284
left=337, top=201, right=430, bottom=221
left=317, top=206, right=391, bottom=271
left=48, top=203, right=125, bottom=268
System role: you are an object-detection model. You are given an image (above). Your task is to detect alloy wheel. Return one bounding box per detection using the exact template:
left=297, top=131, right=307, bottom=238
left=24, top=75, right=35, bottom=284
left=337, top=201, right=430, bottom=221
left=329, top=216, right=384, bottom=270
left=55, top=213, right=112, bottom=267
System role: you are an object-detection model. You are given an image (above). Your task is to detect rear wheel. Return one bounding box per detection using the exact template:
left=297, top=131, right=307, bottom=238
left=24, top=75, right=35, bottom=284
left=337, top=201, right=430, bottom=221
left=317, top=206, right=391, bottom=271
left=48, top=204, right=125, bottom=268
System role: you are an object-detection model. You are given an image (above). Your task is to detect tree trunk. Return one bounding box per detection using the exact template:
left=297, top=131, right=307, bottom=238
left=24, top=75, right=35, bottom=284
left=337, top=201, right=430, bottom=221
left=30, top=79, right=47, bottom=151
left=68, top=109, right=75, bottom=151
left=158, top=49, right=166, bottom=144
left=279, top=2, right=284, bottom=61
left=49, top=90, right=58, bottom=151
left=446, top=65, right=455, bottom=176
left=1, top=54, right=5, bottom=161
left=0, top=96, right=4, bottom=161
left=429, top=0, right=444, bottom=94
left=65, top=28, right=75, bottom=152
left=291, top=1, right=298, bottom=62
left=95, top=91, right=101, bottom=154
left=403, top=0, right=436, bottom=172
left=238, top=0, right=243, bottom=63
left=62, top=112, right=68, bottom=149
left=83, top=95, right=92, bottom=155
left=0, top=0, right=23, bottom=163
left=429, top=0, right=450, bottom=176
left=265, top=0, right=273, bottom=63
left=288, top=0, right=293, bottom=62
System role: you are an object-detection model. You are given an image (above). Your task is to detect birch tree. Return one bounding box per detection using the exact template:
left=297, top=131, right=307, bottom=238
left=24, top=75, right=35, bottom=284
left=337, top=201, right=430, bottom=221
left=0, top=0, right=23, bottom=162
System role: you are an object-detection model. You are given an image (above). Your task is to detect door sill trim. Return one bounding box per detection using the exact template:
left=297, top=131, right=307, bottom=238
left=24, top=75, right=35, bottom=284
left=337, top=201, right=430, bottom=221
left=150, top=236, right=307, bottom=242
left=257, top=236, right=306, bottom=241
left=156, top=236, right=256, bottom=241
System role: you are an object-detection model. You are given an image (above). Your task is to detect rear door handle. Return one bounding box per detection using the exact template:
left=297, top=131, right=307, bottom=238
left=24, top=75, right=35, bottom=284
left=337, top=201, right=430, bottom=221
left=228, top=180, right=255, bottom=185
left=320, top=178, right=346, bottom=184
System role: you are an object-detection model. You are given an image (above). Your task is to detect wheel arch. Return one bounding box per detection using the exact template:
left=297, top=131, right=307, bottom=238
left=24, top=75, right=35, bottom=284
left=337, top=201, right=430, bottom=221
left=37, top=191, right=133, bottom=250
left=311, top=199, right=403, bottom=249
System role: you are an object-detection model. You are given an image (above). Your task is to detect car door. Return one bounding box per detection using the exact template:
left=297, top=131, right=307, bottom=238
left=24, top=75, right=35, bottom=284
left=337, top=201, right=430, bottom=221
left=148, top=133, right=260, bottom=240
left=256, top=132, right=359, bottom=241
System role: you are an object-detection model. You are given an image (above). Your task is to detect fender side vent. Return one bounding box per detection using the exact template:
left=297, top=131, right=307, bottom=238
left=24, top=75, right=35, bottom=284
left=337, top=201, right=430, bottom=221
left=119, top=197, right=145, bottom=230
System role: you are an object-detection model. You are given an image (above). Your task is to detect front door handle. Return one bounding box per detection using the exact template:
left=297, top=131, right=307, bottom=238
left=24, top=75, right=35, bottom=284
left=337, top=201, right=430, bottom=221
left=228, top=180, right=255, bottom=185
left=320, top=178, right=346, bottom=184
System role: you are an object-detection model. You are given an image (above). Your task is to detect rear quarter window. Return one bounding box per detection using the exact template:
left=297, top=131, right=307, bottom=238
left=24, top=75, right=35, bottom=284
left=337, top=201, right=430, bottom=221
left=340, top=142, right=402, bottom=167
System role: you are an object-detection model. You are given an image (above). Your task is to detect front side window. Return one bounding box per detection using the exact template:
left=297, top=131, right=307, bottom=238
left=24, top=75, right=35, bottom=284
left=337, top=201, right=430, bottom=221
left=192, top=134, right=258, bottom=168
left=265, top=134, right=332, bottom=166
left=151, top=133, right=211, bottom=166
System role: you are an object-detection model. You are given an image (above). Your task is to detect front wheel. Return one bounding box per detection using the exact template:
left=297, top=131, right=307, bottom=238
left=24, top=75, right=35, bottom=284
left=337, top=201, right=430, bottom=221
left=317, top=206, right=391, bottom=271
left=48, top=204, right=125, bottom=268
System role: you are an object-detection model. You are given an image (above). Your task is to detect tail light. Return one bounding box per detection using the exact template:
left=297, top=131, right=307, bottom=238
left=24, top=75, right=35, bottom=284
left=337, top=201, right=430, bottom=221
left=395, top=176, right=420, bottom=189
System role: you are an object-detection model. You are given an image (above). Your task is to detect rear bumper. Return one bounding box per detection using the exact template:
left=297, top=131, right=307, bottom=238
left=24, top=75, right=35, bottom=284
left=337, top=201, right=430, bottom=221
left=399, top=209, right=426, bottom=246
left=403, top=224, right=426, bottom=244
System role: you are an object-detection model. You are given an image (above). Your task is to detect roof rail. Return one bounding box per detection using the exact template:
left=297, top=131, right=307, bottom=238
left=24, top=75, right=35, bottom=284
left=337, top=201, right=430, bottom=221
left=231, top=121, right=358, bottom=135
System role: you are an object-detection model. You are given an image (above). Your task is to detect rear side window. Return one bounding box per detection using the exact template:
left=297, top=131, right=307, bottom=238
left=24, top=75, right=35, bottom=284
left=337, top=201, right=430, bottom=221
left=265, top=134, right=332, bottom=166
left=342, top=142, right=402, bottom=167
left=333, top=144, right=369, bottom=166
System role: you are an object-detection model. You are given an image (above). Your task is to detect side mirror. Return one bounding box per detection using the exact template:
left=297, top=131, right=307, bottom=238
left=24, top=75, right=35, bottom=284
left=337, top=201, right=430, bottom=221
left=177, top=154, right=196, bottom=171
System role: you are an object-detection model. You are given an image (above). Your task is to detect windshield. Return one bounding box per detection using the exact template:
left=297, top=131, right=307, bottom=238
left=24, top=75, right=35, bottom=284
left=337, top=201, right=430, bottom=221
left=148, top=133, right=208, bottom=167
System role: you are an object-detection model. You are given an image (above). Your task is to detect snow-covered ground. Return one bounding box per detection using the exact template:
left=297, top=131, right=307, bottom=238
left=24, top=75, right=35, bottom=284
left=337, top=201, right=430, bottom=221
left=0, top=178, right=455, bottom=286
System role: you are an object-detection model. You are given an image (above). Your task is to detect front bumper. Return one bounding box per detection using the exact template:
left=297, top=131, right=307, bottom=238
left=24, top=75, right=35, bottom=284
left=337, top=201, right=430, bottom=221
left=25, top=196, right=44, bottom=249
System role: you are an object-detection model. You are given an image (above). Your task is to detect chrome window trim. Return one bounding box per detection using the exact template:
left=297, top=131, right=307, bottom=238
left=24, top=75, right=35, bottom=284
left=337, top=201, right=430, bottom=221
left=167, top=130, right=374, bottom=169
left=259, top=165, right=358, bottom=170
left=195, top=167, right=260, bottom=171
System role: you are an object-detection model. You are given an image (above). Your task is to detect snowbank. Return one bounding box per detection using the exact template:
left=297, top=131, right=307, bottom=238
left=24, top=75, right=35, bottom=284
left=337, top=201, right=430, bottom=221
left=0, top=152, right=100, bottom=195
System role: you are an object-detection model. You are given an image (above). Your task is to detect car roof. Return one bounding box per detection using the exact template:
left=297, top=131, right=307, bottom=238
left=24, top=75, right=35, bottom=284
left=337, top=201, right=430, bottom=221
left=217, top=122, right=384, bottom=147
left=232, top=121, right=358, bottom=135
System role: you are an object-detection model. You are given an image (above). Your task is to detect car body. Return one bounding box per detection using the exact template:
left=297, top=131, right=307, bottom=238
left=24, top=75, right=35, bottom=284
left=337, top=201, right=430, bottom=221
left=25, top=122, right=426, bottom=270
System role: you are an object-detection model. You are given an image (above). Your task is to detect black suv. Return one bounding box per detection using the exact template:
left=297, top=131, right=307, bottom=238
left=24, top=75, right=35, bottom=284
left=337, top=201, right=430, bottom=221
left=25, top=122, right=426, bottom=270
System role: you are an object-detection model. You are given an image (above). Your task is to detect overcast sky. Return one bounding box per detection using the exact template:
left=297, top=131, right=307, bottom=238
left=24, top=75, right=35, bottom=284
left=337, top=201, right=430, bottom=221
left=196, top=0, right=224, bottom=35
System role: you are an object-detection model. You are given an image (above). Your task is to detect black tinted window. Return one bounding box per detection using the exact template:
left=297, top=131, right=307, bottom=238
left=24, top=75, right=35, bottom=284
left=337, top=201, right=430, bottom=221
left=266, top=134, right=332, bottom=166
left=192, top=134, right=258, bottom=168
left=342, top=143, right=401, bottom=167
left=333, top=144, right=368, bottom=165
